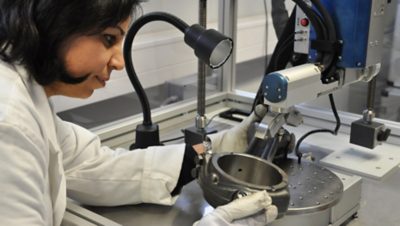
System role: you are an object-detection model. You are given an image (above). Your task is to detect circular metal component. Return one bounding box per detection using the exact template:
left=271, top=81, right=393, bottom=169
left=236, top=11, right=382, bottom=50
left=213, top=153, right=288, bottom=191
left=277, top=158, right=343, bottom=215
left=197, top=153, right=290, bottom=217
left=211, top=173, right=219, bottom=184
left=195, top=115, right=207, bottom=129
left=363, top=109, right=375, bottom=123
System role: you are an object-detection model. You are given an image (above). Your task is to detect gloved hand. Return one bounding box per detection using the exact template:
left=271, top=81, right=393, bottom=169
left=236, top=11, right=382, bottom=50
left=208, top=105, right=268, bottom=153
left=193, top=190, right=278, bottom=226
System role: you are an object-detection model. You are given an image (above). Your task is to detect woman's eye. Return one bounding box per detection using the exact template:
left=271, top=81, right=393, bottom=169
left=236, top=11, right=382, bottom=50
left=103, top=34, right=116, bottom=47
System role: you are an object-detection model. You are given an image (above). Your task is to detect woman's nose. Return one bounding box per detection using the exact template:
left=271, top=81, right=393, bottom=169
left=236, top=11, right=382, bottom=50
left=109, top=48, right=125, bottom=71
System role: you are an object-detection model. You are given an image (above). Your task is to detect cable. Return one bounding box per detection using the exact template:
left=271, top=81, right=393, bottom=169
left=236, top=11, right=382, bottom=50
left=330, top=94, right=341, bottom=134
left=161, top=136, right=185, bottom=143
left=309, top=0, right=336, bottom=43
left=295, top=93, right=341, bottom=163
left=253, top=1, right=328, bottom=110
left=309, top=0, right=339, bottom=78
left=311, top=0, right=336, bottom=39
left=271, top=33, right=295, bottom=70
left=252, top=8, right=297, bottom=111
left=205, top=113, right=220, bottom=128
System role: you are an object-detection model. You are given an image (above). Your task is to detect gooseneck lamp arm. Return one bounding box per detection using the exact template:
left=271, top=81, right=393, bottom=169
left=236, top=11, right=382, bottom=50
left=123, top=12, right=233, bottom=149
left=124, top=12, right=188, bottom=127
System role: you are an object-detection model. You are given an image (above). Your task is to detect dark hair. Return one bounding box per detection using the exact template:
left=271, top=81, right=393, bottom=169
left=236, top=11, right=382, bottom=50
left=0, top=0, right=143, bottom=85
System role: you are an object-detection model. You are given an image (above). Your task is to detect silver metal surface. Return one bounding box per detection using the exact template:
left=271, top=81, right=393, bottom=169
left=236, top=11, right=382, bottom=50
left=214, top=154, right=287, bottom=189
left=363, top=109, right=375, bottom=123
left=62, top=212, right=97, bottom=226
left=285, top=108, right=303, bottom=127
left=329, top=172, right=362, bottom=226
left=277, top=158, right=343, bottom=215
left=86, top=181, right=206, bottom=226
left=255, top=108, right=303, bottom=141
left=64, top=199, right=121, bottom=226
left=195, top=115, right=207, bottom=129
left=365, top=0, right=386, bottom=67
left=270, top=208, right=331, bottom=226
left=196, top=153, right=290, bottom=217
left=256, top=113, right=286, bottom=139
left=357, top=64, right=381, bottom=82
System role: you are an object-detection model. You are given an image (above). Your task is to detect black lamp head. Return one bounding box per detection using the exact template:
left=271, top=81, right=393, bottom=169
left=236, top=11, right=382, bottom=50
left=184, top=24, right=233, bottom=69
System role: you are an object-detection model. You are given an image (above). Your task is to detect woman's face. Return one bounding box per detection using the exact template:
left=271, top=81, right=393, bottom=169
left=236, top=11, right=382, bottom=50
left=44, top=18, right=130, bottom=98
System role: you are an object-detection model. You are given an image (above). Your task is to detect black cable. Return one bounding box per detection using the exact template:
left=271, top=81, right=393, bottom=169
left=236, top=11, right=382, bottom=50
left=295, top=93, right=341, bottom=163
left=294, top=128, right=333, bottom=162
left=308, top=9, right=328, bottom=63
left=267, top=8, right=296, bottom=73
left=309, top=0, right=338, bottom=77
left=271, top=33, right=295, bottom=70
left=309, top=0, right=336, bottom=42
left=329, top=94, right=341, bottom=134
left=161, top=136, right=185, bottom=143
left=205, top=113, right=220, bottom=128
left=292, top=0, right=340, bottom=78
left=271, top=0, right=289, bottom=38
left=310, top=0, right=336, bottom=39
left=251, top=0, right=341, bottom=163
left=252, top=9, right=297, bottom=111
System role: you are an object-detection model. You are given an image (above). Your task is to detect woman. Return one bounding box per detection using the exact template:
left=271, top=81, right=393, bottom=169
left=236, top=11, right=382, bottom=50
left=0, top=1, right=277, bottom=225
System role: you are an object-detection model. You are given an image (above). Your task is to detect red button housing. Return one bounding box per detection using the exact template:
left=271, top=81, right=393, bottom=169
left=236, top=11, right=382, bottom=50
left=300, top=18, right=309, bottom=27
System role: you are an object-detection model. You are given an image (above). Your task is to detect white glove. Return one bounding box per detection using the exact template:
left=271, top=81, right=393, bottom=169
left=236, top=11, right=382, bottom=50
left=193, top=190, right=278, bottom=226
left=208, top=105, right=268, bottom=153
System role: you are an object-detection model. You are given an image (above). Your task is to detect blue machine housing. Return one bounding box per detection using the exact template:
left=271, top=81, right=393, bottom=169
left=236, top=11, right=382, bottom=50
left=310, top=0, right=373, bottom=68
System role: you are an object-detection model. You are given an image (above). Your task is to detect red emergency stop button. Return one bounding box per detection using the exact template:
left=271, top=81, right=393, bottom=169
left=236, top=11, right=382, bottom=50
left=300, top=18, right=309, bottom=27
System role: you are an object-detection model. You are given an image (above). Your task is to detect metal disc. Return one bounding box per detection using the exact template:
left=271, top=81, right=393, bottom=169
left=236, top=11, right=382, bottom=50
left=277, top=158, right=343, bottom=215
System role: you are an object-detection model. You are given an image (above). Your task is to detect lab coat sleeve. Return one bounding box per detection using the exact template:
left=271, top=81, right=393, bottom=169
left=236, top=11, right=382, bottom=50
left=0, top=122, right=49, bottom=225
left=57, top=117, right=186, bottom=206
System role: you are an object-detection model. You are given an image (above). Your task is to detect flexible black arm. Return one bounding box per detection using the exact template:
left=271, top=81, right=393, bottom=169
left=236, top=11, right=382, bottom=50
left=123, top=12, right=189, bottom=126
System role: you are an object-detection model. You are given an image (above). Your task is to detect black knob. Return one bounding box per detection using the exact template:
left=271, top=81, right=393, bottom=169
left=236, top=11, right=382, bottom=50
left=377, top=128, right=391, bottom=142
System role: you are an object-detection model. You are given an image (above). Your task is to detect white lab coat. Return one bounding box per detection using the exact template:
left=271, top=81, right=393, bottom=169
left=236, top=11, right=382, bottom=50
left=0, top=61, right=186, bottom=226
